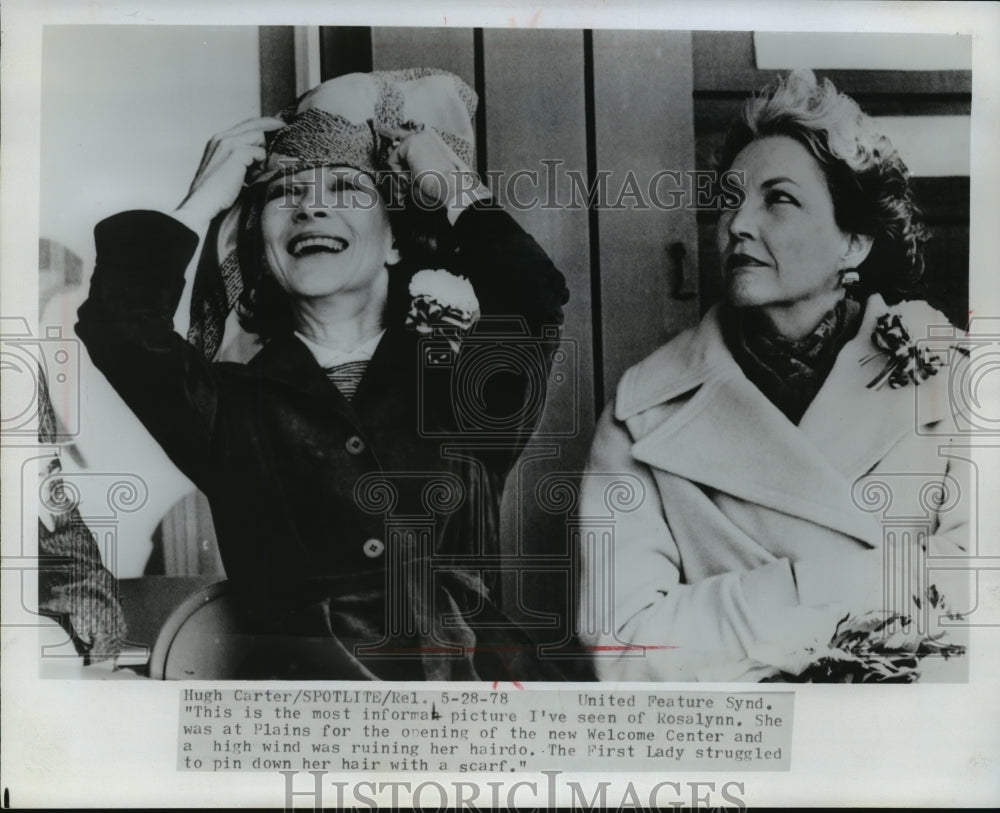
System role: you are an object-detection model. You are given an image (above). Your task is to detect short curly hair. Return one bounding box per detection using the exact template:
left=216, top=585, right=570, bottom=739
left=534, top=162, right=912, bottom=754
left=717, top=69, right=927, bottom=300
left=235, top=175, right=456, bottom=341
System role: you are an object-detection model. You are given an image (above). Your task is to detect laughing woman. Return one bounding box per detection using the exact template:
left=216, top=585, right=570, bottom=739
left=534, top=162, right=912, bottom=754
left=76, top=69, right=568, bottom=680
left=578, top=70, right=970, bottom=682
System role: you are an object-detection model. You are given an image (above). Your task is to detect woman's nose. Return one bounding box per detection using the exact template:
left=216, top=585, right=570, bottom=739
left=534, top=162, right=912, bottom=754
left=725, top=200, right=756, bottom=240
left=291, top=176, right=333, bottom=219
left=293, top=206, right=327, bottom=221
left=293, top=190, right=328, bottom=220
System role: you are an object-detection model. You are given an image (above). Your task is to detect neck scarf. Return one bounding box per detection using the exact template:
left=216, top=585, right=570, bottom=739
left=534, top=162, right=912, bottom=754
left=727, top=297, right=864, bottom=424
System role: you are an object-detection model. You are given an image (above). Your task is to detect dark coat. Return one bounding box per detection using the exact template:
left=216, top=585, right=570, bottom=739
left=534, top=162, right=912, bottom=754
left=76, top=203, right=569, bottom=680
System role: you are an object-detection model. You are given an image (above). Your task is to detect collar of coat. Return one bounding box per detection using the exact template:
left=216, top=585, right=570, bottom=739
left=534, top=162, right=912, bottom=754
left=246, top=324, right=415, bottom=438
left=614, top=293, right=956, bottom=547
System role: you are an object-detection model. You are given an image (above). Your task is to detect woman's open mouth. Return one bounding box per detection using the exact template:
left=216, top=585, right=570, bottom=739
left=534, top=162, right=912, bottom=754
left=288, top=234, right=349, bottom=257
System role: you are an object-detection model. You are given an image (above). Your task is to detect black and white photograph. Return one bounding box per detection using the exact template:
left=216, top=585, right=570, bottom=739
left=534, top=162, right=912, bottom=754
left=2, top=0, right=998, bottom=808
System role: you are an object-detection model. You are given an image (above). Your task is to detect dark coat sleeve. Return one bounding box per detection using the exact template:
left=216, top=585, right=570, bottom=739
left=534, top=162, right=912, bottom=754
left=422, top=201, right=569, bottom=453
left=75, top=210, right=221, bottom=488
left=452, top=199, right=569, bottom=334
left=76, top=204, right=569, bottom=485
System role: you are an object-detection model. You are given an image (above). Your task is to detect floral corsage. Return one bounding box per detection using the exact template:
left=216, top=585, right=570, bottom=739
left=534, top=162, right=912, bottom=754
left=405, top=269, right=481, bottom=352
left=749, top=585, right=966, bottom=683
left=860, top=312, right=944, bottom=390
left=763, top=595, right=966, bottom=684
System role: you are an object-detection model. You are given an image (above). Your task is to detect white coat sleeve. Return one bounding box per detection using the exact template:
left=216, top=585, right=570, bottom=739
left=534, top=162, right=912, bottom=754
left=577, top=404, right=886, bottom=682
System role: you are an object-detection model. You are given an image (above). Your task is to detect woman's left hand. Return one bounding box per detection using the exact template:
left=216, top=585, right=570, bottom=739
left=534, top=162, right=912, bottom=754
left=381, top=126, right=490, bottom=221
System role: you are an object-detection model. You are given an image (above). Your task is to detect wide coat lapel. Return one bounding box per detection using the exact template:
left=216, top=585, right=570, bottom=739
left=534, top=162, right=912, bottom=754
left=246, top=327, right=416, bottom=433
left=798, top=295, right=952, bottom=478
left=351, top=326, right=415, bottom=422
left=613, top=299, right=925, bottom=548
left=248, top=333, right=348, bottom=403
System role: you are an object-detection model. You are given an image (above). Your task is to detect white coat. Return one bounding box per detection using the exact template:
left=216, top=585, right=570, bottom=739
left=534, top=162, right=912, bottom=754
left=578, top=295, right=972, bottom=681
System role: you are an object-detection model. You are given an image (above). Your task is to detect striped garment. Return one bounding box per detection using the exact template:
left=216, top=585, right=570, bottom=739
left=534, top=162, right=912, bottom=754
left=323, top=360, right=369, bottom=401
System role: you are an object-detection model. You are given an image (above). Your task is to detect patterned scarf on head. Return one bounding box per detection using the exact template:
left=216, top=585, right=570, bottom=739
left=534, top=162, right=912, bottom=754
left=187, top=68, right=478, bottom=360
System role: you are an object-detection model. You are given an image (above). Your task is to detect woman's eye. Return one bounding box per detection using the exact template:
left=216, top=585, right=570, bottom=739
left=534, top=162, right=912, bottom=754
left=766, top=190, right=798, bottom=206
left=266, top=184, right=298, bottom=203
left=718, top=192, right=742, bottom=213
left=327, top=183, right=360, bottom=204
left=326, top=186, right=349, bottom=203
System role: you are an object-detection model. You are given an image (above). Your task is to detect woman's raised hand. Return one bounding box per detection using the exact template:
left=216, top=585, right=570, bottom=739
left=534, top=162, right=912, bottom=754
left=176, top=117, right=286, bottom=227
left=381, top=125, right=490, bottom=222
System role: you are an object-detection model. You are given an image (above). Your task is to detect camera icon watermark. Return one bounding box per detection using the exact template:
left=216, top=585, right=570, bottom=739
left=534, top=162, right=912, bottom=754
left=914, top=317, right=1000, bottom=435
left=1, top=316, right=81, bottom=440
left=416, top=318, right=577, bottom=439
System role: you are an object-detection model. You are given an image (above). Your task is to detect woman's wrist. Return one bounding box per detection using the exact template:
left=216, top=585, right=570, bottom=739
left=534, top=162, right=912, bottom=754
left=792, top=549, right=883, bottom=611
left=171, top=203, right=211, bottom=235
left=445, top=181, right=492, bottom=225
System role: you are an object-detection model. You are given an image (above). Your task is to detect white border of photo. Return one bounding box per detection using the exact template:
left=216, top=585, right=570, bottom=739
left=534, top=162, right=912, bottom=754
left=2, top=1, right=998, bottom=808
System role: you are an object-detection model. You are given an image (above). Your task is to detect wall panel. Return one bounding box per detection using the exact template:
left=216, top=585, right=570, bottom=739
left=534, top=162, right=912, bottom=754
left=593, top=30, right=700, bottom=398
left=372, top=27, right=476, bottom=89
left=482, top=30, right=595, bottom=660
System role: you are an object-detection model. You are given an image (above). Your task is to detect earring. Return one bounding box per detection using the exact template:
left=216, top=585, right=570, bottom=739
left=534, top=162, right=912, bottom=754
left=840, top=270, right=860, bottom=288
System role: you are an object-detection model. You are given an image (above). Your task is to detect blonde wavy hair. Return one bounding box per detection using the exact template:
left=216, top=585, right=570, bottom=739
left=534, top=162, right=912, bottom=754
left=717, top=69, right=927, bottom=299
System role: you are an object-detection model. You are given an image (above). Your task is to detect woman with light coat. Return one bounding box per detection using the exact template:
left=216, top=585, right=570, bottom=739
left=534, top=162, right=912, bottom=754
left=578, top=70, right=971, bottom=682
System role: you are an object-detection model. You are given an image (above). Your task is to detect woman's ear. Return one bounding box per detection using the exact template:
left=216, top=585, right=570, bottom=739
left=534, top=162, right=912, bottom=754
left=841, top=232, right=874, bottom=271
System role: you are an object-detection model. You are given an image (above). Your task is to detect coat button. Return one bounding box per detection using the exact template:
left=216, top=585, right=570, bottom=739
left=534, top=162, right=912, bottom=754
left=345, top=435, right=366, bottom=455
left=363, top=538, right=385, bottom=558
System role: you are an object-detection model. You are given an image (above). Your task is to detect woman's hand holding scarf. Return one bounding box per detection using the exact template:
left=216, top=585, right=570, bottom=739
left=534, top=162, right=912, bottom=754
left=175, top=116, right=285, bottom=229
left=381, top=125, right=490, bottom=223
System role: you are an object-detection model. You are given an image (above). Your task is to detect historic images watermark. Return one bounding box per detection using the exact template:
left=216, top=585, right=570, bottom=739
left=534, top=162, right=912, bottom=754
left=280, top=769, right=748, bottom=810
left=265, top=161, right=746, bottom=213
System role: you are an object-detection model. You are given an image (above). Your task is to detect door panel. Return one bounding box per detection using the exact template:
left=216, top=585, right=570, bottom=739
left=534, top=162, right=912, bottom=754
left=372, top=27, right=476, bottom=89
left=482, top=30, right=595, bottom=654
left=593, top=30, right=700, bottom=397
